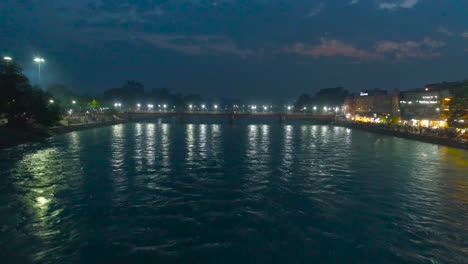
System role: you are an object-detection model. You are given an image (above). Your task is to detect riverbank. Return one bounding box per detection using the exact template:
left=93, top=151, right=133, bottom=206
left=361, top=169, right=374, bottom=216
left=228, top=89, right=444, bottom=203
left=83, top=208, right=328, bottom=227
left=2, top=118, right=467, bottom=151
left=0, top=120, right=126, bottom=150
left=335, top=121, right=468, bottom=150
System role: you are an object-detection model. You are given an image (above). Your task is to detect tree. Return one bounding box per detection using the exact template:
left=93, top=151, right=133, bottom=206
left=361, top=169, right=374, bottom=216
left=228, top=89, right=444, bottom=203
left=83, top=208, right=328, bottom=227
left=0, top=61, right=61, bottom=126
left=0, top=60, right=29, bottom=113
left=294, top=94, right=313, bottom=111
left=104, top=80, right=145, bottom=106
left=312, top=87, right=349, bottom=107
left=47, top=84, right=74, bottom=106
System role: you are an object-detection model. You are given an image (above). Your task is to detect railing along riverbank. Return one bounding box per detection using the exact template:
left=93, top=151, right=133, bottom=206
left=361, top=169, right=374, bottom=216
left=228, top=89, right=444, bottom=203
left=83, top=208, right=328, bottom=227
left=335, top=121, right=468, bottom=150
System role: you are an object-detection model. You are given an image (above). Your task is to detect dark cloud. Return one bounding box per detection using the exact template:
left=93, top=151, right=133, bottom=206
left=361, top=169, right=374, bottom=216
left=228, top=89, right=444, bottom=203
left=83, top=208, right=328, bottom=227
left=1, top=0, right=468, bottom=98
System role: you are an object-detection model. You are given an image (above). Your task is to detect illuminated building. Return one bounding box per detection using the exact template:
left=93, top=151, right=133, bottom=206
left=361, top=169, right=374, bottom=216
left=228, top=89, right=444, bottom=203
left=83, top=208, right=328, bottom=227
left=343, top=89, right=399, bottom=117
left=399, top=83, right=455, bottom=128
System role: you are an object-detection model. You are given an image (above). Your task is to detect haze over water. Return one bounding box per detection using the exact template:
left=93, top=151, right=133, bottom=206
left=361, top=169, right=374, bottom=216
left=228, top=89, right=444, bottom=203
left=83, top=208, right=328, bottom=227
left=0, top=121, right=467, bottom=263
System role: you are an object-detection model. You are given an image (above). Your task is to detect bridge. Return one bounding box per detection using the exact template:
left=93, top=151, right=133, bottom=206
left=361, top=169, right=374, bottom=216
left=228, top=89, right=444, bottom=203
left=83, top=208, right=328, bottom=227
left=119, top=111, right=336, bottom=124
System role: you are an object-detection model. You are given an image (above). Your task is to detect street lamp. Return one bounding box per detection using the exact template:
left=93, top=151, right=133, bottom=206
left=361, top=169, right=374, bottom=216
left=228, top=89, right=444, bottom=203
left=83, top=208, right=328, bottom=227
left=189, top=104, right=193, bottom=110
left=34, top=57, right=45, bottom=81
left=3, top=56, right=12, bottom=62
left=214, top=104, right=218, bottom=110
left=313, top=106, right=317, bottom=111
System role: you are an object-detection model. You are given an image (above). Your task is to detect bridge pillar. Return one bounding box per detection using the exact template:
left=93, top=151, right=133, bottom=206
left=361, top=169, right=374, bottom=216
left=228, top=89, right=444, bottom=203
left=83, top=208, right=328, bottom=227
left=279, top=114, right=286, bottom=124
left=177, top=113, right=184, bottom=123
left=229, top=112, right=235, bottom=125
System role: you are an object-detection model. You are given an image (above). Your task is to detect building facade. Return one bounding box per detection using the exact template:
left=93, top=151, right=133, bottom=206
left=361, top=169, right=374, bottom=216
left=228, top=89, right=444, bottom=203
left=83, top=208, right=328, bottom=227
left=399, top=84, right=453, bottom=128
left=344, top=89, right=399, bottom=118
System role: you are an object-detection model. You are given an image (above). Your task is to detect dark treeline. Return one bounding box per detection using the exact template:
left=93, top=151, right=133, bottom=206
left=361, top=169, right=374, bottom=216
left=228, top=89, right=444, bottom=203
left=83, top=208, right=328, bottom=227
left=294, top=87, right=349, bottom=110
left=4, top=59, right=465, bottom=128
left=0, top=60, right=61, bottom=126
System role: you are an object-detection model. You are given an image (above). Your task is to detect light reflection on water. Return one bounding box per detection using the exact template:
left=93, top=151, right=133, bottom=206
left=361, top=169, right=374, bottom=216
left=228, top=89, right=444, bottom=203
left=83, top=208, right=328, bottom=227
left=0, top=122, right=466, bottom=263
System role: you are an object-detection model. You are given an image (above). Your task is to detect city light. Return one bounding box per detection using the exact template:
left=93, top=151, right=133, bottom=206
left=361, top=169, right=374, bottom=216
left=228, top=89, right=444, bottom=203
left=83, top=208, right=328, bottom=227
left=34, top=57, right=45, bottom=63
left=148, top=104, right=154, bottom=110
left=34, top=57, right=45, bottom=81
left=3, top=56, right=12, bottom=61
left=137, top=103, right=141, bottom=108
left=263, top=106, right=268, bottom=111
left=189, top=104, right=193, bottom=109
left=436, top=108, right=440, bottom=111
left=114, top=102, right=122, bottom=107
left=324, top=106, right=328, bottom=111
left=72, top=100, right=76, bottom=104
left=201, top=104, right=206, bottom=109
left=287, top=106, right=292, bottom=110
left=251, top=105, right=257, bottom=110
left=163, top=104, right=167, bottom=109
left=214, top=104, right=218, bottom=109
left=313, top=106, right=317, bottom=110
left=49, top=99, right=54, bottom=104
left=303, top=107, right=307, bottom=111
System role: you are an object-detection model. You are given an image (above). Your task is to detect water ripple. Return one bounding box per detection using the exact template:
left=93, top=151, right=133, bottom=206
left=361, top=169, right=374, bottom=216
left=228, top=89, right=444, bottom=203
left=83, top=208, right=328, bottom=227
left=0, top=122, right=466, bottom=263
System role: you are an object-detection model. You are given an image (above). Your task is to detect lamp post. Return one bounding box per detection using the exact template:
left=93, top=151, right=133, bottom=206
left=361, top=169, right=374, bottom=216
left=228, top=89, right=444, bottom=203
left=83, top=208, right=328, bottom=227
left=34, top=57, right=45, bottom=82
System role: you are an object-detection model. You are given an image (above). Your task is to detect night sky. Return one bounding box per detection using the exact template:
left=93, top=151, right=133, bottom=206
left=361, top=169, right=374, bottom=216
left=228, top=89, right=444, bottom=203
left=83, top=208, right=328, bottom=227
left=1, top=0, right=468, bottom=100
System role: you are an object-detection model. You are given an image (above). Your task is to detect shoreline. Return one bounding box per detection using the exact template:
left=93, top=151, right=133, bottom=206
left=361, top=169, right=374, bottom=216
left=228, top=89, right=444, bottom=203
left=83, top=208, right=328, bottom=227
left=1, top=118, right=467, bottom=151
left=334, top=121, right=468, bottom=150
left=0, top=120, right=127, bottom=150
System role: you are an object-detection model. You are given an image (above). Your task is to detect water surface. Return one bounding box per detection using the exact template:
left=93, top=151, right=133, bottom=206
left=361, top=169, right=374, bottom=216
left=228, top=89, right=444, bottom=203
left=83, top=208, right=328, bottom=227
left=0, top=122, right=467, bottom=263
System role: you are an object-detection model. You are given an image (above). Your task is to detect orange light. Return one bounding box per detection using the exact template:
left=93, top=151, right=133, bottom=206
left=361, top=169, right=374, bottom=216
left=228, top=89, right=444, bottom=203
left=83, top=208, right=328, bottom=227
left=444, top=98, right=451, bottom=101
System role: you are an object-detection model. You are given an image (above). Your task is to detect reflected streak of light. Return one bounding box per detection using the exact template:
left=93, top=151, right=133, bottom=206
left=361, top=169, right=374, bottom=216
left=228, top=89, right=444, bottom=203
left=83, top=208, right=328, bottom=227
left=36, top=196, right=50, bottom=209
left=199, top=124, right=207, bottom=158
left=283, top=125, right=294, bottom=168
left=146, top=123, right=156, bottom=167
left=247, top=125, right=259, bottom=154
left=111, top=124, right=125, bottom=170
left=135, top=123, right=144, bottom=172
left=161, top=124, right=170, bottom=167
left=260, top=125, right=270, bottom=154
left=68, top=132, right=80, bottom=154
left=186, top=124, right=195, bottom=162
left=210, top=124, right=222, bottom=156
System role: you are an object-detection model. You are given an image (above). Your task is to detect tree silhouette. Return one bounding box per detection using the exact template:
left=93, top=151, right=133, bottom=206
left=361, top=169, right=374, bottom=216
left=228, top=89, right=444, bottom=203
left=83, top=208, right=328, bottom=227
left=0, top=61, right=61, bottom=126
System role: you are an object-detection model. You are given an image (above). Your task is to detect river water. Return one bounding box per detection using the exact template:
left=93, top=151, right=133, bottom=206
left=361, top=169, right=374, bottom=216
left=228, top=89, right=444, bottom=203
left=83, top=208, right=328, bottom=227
left=0, top=121, right=467, bottom=263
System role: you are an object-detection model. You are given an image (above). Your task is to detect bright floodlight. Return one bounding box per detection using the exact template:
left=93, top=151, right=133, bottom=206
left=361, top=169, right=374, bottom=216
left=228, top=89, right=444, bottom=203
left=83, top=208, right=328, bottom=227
left=137, top=103, right=141, bottom=107
left=3, top=56, right=12, bottom=61
left=313, top=106, right=317, bottom=110
left=263, top=106, right=268, bottom=110
left=287, top=106, right=292, bottom=110
left=34, top=57, right=45, bottom=63
left=189, top=104, right=193, bottom=109
left=201, top=104, right=206, bottom=109
left=72, top=100, right=76, bottom=104
left=214, top=104, right=218, bottom=109
left=49, top=99, right=54, bottom=104
left=163, top=104, right=167, bottom=109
